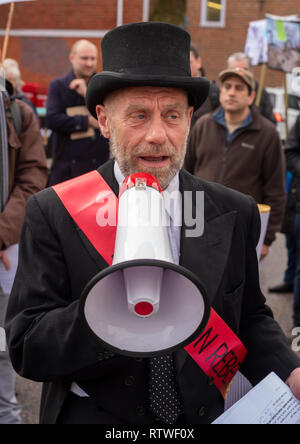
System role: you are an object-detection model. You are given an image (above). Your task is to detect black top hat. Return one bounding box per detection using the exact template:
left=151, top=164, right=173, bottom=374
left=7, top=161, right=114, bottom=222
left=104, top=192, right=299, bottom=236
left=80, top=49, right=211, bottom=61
left=86, top=22, right=210, bottom=118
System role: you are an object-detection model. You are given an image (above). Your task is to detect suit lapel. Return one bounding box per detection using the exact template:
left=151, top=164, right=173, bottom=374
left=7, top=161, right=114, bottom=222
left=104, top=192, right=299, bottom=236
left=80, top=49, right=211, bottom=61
left=176, top=170, right=237, bottom=374
left=97, top=159, right=119, bottom=196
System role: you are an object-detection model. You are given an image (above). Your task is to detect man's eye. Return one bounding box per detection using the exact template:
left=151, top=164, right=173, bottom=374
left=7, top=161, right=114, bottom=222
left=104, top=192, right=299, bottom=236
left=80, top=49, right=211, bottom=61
left=131, top=113, right=145, bottom=120
left=168, top=114, right=179, bottom=120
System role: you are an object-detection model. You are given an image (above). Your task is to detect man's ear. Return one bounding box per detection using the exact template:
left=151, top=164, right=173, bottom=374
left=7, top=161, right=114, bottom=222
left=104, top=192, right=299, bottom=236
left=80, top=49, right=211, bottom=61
left=198, top=56, right=203, bottom=71
left=96, top=105, right=111, bottom=139
left=69, top=52, right=74, bottom=66
left=187, top=106, right=194, bottom=129
left=249, top=89, right=256, bottom=107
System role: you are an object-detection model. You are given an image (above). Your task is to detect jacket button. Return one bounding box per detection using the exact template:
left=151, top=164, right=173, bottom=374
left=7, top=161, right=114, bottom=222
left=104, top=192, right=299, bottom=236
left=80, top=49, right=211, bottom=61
left=136, top=405, right=145, bottom=417
left=124, top=376, right=135, bottom=386
left=198, top=407, right=206, bottom=417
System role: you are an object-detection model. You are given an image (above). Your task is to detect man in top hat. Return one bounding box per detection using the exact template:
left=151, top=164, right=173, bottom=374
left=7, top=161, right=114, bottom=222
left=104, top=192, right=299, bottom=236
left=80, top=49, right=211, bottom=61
left=186, top=67, right=286, bottom=261
left=5, top=22, right=300, bottom=425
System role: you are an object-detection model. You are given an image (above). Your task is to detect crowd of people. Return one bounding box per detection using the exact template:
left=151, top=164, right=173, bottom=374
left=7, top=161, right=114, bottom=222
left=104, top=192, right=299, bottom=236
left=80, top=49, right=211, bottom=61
left=0, top=21, right=300, bottom=424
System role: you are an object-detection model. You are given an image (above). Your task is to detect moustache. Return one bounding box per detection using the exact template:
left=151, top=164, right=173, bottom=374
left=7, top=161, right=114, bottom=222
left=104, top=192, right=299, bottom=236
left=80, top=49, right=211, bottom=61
left=131, top=144, right=177, bottom=158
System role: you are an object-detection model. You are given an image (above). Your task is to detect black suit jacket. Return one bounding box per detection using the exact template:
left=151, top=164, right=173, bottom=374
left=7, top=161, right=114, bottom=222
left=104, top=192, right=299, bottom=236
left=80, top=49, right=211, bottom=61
left=5, top=160, right=300, bottom=424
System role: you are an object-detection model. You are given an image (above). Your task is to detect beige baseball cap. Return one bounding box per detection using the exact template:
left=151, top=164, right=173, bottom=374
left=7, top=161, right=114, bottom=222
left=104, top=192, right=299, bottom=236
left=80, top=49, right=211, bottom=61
left=219, top=67, right=256, bottom=91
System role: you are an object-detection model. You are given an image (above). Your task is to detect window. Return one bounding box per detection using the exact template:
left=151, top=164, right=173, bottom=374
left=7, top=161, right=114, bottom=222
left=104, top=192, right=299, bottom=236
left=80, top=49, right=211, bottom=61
left=201, top=0, right=226, bottom=28
left=268, top=93, right=276, bottom=109
left=289, top=94, right=300, bottom=111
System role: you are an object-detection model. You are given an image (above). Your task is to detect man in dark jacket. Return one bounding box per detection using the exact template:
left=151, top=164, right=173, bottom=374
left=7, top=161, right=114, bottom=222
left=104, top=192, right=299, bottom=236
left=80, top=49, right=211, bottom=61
left=46, top=39, right=109, bottom=186
left=190, top=43, right=220, bottom=128
left=282, top=115, right=300, bottom=327
left=5, top=23, right=300, bottom=425
left=186, top=68, right=286, bottom=260
left=227, top=52, right=276, bottom=125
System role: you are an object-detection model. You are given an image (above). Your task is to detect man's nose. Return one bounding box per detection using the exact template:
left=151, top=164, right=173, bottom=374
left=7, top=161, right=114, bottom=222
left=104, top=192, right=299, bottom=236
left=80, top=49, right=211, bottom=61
left=86, top=58, right=94, bottom=66
left=145, top=115, right=167, bottom=145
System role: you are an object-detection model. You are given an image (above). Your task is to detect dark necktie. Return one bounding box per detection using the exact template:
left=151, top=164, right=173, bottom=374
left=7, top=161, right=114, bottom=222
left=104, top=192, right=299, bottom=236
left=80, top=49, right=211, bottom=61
left=149, top=354, right=183, bottom=424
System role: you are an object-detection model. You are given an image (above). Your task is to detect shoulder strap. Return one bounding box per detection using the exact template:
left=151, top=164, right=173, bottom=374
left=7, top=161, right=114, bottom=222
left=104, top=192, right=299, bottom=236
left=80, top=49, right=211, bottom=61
left=209, top=80, right=220, bottom=110
left=10, top=100, right=22, bottom=136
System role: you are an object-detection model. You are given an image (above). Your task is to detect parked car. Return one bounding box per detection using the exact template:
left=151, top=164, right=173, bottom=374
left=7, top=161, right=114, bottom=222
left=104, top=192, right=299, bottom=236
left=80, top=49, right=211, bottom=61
left=266, top=87, right=300, bottom=141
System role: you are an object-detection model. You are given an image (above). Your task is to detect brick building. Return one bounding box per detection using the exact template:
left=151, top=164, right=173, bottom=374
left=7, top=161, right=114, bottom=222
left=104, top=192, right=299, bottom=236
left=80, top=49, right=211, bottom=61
left=186, top=0, right=299, bottom=87
left=0, top=0, right=151, bottom=87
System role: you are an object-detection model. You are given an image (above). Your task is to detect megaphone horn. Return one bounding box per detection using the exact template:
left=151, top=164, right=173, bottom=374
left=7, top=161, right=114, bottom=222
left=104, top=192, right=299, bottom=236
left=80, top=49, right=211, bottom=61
left=80, top=173, right=210, bottom=357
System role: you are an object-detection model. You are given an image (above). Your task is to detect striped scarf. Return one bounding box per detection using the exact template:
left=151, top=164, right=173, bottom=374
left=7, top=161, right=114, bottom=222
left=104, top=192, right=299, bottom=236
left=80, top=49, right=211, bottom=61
left=0, top=92, right=9, bottom=212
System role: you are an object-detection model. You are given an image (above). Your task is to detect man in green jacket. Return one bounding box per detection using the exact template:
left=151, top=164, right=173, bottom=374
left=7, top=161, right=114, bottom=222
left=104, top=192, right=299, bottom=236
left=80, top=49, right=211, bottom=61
left=185, top=68, right=286, bottom=261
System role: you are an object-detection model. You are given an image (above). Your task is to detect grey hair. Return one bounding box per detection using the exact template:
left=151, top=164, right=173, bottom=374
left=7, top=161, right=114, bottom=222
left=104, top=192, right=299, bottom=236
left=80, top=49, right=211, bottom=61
left=3, top=58, right=19, bottom=69
left=227, top=52, right=252, bottom=69
left=3, top=59, right=22, bottom=89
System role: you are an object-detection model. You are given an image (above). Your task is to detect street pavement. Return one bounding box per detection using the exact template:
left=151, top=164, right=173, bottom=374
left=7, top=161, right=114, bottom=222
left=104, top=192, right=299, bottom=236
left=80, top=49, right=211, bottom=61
left=14, top=233, right=300, bottom=424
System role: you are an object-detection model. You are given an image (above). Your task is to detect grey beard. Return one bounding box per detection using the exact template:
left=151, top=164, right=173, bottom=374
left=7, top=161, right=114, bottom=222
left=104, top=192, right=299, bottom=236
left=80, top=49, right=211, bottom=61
left=109, top=129, right=188, bottom=190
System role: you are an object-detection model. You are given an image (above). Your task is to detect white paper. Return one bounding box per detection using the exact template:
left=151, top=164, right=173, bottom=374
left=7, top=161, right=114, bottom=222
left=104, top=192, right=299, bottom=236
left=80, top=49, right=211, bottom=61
left=0, top=244, right=18, bottom=294
left=213, top=372, right=300, bottom=424
left=244, top=20, right=269, bottom=66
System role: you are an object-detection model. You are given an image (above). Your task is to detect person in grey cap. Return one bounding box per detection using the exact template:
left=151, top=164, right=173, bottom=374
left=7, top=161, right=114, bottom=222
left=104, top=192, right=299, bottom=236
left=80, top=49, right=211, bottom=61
left=186, top=67, right=286, bottom=262
left=5, top=23, right=300, bottom=425
left=226, top=52, right=276, bottom=125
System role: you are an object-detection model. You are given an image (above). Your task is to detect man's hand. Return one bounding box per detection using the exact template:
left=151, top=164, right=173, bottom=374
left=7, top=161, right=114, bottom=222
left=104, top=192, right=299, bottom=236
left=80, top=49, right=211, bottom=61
left=69, top=78, right=87, bottom=97
left=286, top=368, right=300, bottom=400
left=260, top=244, right=270, bottom=261
left=0, top=251, right=10, bottom=271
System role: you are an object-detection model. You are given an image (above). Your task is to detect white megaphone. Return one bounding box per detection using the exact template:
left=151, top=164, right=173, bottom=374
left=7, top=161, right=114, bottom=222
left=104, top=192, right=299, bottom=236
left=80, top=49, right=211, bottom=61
left=80, top=173, right=210, bottom=357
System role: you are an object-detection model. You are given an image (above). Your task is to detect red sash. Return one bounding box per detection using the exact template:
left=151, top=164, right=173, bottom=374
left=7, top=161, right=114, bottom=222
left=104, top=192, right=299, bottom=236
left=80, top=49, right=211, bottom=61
left=53, top=171, right=247, bottom=398
left=53, top=171, right=118, bottom=265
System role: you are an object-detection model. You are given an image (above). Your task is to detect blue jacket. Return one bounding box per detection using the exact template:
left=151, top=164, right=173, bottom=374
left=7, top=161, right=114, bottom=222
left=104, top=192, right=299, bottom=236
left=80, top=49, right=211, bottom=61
left=46, top=70, right=109, bottom=185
